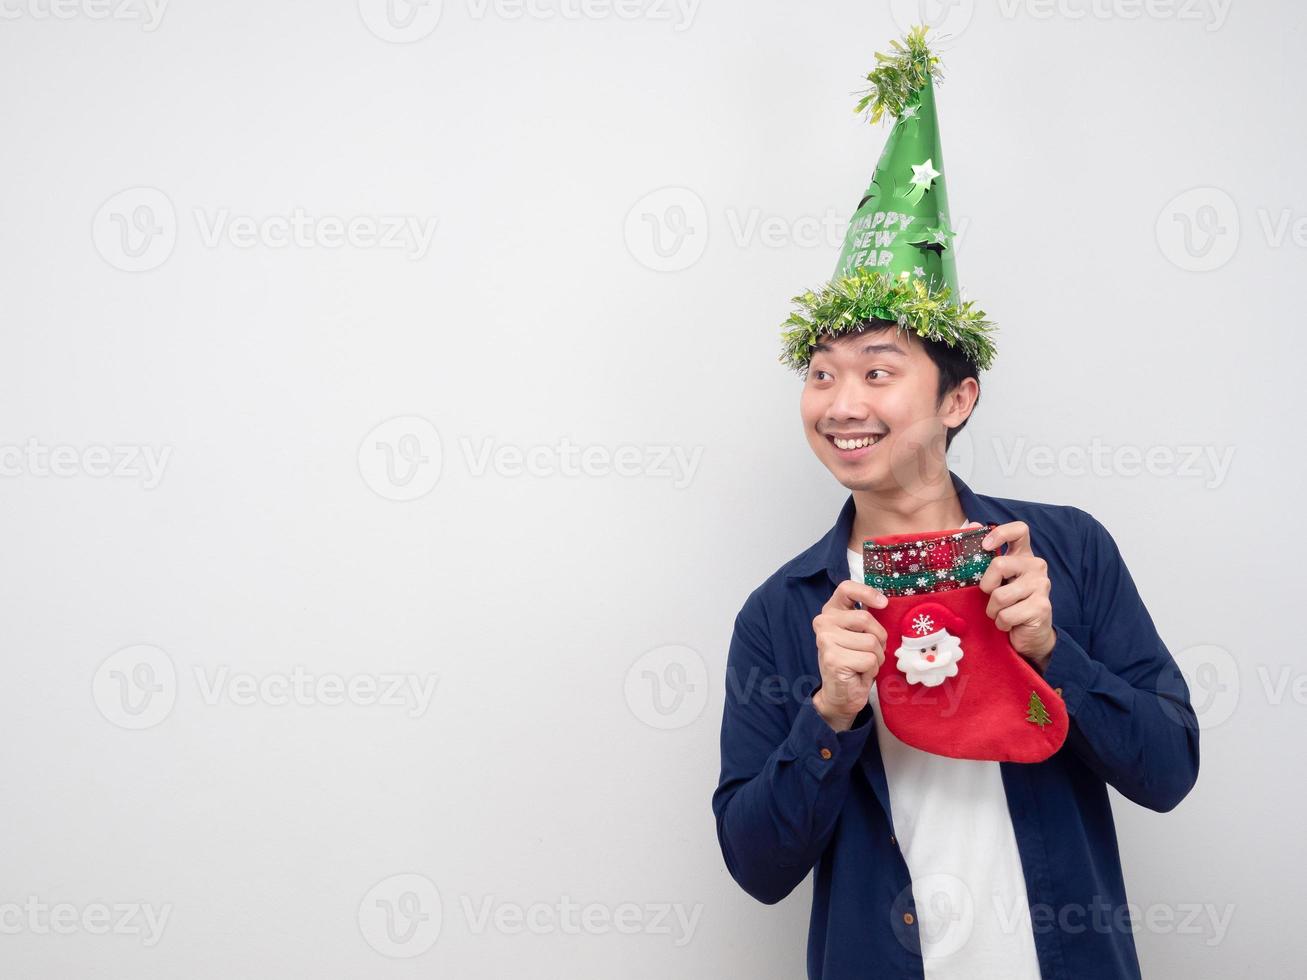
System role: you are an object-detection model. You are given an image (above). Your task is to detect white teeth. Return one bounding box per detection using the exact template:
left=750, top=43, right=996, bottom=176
left=833, top=434, right=882, bottom=450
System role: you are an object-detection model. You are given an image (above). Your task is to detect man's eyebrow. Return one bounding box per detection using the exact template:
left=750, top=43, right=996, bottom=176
left=811, top=340, right=907, bottom=357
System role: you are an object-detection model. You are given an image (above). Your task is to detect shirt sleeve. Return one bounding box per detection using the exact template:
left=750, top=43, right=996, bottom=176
left=711, top=591, right=874, bottom=905
left=1041, top=510, right=1200, bottom=812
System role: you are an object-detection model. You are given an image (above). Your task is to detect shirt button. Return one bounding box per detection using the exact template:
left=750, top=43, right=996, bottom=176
left=819, top=747, right=833, bottom=760
left=1054, top=687, right=1063, bottom=696
left=903, top=912, right=915, bottom=925
left=889, top=835, right=896, bottom=845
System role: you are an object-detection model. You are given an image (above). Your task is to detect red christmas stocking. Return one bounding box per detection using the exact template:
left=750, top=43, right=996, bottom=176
left=862, top=522, right=1068, bottom=763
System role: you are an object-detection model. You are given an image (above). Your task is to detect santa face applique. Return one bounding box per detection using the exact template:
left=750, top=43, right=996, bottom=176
left=895, top=612, right=963, bottom=687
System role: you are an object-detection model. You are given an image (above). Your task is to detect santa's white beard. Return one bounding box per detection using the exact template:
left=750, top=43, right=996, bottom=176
left=896, top=633, right=964, bottom=687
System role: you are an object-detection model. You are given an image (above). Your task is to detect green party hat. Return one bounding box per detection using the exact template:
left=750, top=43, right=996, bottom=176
left=780, top=26, right=996, bottom=373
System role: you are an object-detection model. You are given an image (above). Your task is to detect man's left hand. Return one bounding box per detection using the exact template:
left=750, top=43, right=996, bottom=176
left=976, top=521, right=1056, bottom=671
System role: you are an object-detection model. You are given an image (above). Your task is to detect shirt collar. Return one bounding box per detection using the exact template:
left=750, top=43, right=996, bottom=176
left=785, top=470, right=1001, bottom=584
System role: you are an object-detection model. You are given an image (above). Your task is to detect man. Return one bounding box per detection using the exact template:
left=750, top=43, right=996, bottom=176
left=711, top=27, right=1199, bottom=980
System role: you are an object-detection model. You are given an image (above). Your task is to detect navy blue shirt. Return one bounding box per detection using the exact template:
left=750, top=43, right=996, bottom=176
left=712, top=471, right=1199, bottom=979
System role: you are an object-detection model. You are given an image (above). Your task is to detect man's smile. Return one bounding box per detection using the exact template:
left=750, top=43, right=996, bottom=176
left=824, top=432, right=886, bottom=457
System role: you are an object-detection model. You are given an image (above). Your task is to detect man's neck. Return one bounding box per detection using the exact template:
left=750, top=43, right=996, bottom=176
left=846, top=482, right=968, bottom=551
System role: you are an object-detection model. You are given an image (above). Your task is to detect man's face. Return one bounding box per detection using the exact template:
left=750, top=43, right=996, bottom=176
left=799, top=327, right=974, bottom=494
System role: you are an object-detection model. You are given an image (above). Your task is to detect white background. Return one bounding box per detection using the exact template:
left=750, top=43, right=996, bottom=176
left=0, top=0, right=1300, bottom=976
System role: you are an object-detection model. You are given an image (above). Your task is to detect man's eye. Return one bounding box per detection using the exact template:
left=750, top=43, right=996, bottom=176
left=867, top=369, right=888, bottom=380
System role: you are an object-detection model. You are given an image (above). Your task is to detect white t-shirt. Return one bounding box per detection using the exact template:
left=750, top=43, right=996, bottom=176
left=847, top=523, right=1041, bottom=978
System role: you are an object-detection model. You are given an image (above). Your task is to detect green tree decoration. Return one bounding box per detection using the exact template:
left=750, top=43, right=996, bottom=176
left=1026, top=691, right=1052, bottom=728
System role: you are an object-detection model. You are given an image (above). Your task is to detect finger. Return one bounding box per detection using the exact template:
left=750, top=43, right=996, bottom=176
left=982, top=521, right=1032, bottom=557
left=821, top=609, right=888, bottom=640
left=984, top=573, right=1048, bottom=620
left=978, top=554, right=1044, bottom=593
left=825, top=579, right=889, bottom=612
left=817, top=623, right=878, bottom=653
left=992, top=594, right=1052, bottom=633
left=824, top=643, right=884, bottom=676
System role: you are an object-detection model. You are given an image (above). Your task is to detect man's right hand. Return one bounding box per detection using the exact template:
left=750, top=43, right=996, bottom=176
left=810, top=581, right=889, bottom=732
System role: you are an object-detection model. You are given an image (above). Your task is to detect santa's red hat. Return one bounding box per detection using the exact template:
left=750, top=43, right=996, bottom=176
left=901, top=601, right=967, bottom=641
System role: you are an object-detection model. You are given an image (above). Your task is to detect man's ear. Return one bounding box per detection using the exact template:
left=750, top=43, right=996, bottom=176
left=940, top=377, right=979, bottom=427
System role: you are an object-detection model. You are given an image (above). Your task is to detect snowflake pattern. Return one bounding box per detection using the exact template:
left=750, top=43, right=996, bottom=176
left=861, top=524, right=994, bottom=597
left=911, top=613, right=936, bottom=635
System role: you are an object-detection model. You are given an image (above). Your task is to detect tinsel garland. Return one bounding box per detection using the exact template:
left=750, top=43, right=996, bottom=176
left=779, top=267, right=996, bottom=373
left=854, top=24, right=942, bottom=125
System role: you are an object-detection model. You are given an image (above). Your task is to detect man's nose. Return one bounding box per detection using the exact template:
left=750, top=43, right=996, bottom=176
left=828, top=381, right=873, bottom=419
